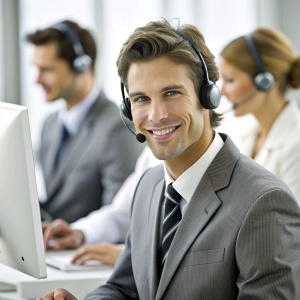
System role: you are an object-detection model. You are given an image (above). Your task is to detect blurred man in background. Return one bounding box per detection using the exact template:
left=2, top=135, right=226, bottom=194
left=27, top=20, right=143, bottom=223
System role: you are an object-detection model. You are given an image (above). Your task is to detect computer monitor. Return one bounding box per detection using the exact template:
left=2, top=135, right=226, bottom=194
left=0, top=101, right=47, bottom=289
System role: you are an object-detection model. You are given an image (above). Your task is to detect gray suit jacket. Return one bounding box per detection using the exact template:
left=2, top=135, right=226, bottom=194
left=40, top=92, right=144, bottom=223
left=85, top=133, right=300, bottom=300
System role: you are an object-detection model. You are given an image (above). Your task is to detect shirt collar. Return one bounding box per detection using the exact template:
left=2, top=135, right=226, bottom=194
left=164, top=131, right=224, bottom=203
left=59, top=85, right=100, bottom=135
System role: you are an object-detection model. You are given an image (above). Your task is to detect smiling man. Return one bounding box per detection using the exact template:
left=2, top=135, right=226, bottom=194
left=26, top=20, right=143, bottom=224
left=38, top=19, right=300, bottom=300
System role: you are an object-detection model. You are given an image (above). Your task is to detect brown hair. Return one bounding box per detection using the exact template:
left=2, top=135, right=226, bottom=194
left=26, top=20, right=97, bottom=73
left=220, top=27, right=300, bottom=94
left=117, top=18, right=222, bottom=128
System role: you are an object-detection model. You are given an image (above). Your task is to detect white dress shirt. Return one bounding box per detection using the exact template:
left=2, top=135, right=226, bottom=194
left=163, top=131, right=224, bottom=217
left=59, top=85, right=100, bottom=136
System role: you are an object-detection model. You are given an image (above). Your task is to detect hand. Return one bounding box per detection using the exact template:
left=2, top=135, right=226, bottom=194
left=37, top=288, right=77, bottom=300
left=71, top=242, right=123, bottom=266
left=42, top=219, right=84, bottom=251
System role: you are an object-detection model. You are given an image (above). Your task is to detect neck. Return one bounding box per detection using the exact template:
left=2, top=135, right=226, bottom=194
left=165, top=127, right=214, bottom=180
left=66, top=72, right=95, bottom=110
left=253, top=91, right=287, bottom=139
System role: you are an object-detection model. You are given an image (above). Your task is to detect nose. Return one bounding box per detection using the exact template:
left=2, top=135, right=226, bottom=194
left=220, top=83, right=227, bottom=96
left=36, top=71, right=43, bottom=85
left=148, top=98, right=168, bottom=123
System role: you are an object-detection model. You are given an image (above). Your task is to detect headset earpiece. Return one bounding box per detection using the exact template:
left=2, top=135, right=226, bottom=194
left=253, top=72, right=275, bottom=91
left=244, top=34, right=275, bottom=91
left=50, top=22, right=92, bottom=74
left=73, top=54, right=92, bottom=74
left=175, top=30, right=221, bottom=110
left=120, top=82, right=132, bottom=120
left=200, top=80, right=222, bottom=109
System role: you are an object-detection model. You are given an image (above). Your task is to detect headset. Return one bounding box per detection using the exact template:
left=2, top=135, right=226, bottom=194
left=50, top=22, right=92, bottom=74
left=244, top=34, right=275, bottom=91
left=120, top=30, right=221, bottom=121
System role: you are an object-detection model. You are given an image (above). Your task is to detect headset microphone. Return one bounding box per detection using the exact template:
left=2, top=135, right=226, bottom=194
left=222, top=90, right=259, bottom=114
left=120, top=112, right=146, bottom=143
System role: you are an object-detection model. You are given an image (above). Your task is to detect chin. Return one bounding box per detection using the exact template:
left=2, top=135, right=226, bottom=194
left=234, top=110, right=246, bottom=117
left=45, top=96, right=57, bottom=102
left=152, top=146, right=185, bottom=161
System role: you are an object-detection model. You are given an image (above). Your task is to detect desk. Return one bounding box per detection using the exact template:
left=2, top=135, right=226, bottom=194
left=0, top=251, right=113, bottom=300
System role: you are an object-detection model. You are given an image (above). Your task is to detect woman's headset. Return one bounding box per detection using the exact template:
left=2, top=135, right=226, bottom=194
left=244, top=34, right=275, bottom=91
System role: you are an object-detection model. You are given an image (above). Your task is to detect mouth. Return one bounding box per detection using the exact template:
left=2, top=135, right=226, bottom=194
left=148, top=126, right=180, bottom=137
left=43, top=86, right=51, bottom=94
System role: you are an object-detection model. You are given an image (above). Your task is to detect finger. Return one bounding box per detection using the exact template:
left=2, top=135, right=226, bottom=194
left=73, top=246, right=121, bottom=266
left=71, top=243, right=106, bottom=263
left=42, top=221, right=50, bottom=233
left=57, top=230, right=84, bottom=249
left=55, top=235, right=77, bottom=249
left=54, top=288, right=78, bottom=300
left=73, top=252, right=104, bottom=265
left=36, top=290, right=55, bottom=300
left=44, top=226, right=58, bottom=250
left=47, top=238, right=61, bottom=250
left=44, top=220, right=70, bottom=250
left=71, top=246, right=91, bottom=263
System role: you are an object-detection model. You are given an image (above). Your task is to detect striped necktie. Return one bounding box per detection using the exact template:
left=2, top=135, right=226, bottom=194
left=159, top=183, right=182, bottom=273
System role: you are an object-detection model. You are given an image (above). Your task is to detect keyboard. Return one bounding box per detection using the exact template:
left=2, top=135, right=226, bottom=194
left=45, top=250, right=111, bottom=272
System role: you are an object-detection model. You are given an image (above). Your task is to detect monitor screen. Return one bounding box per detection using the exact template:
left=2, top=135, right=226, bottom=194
left=0, top=102, right=47, bottom=282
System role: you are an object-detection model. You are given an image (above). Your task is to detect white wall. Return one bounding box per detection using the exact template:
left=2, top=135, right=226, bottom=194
left=0, top=1, right=4, bottom=102
left=99, top=0, right=163, bottom=102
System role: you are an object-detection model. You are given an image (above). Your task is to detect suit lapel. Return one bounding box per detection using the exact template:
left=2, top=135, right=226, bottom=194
left=46, top=121, right=94, bottom=198
left=155, top=134, right=239, bottom=299
left=156, top=175, right=221, bottom=299
left=46, top=95, right=102, bottom=200
left=43, top=114, right=61, bottom=185
left=148, top=177, right=165, bottom=299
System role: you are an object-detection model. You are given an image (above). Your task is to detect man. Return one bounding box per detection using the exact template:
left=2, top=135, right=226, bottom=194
left=27, top=20, right=143, bottom=223
left=38, top=19, right=300, bottom=300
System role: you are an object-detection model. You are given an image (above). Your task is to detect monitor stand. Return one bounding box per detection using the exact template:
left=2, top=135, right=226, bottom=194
left=0, top=281, right=16, bottom=292
left=0, top=263, right=30, bottom=292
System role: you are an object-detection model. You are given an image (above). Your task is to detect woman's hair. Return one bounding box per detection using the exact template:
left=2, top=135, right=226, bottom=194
left=27, top=20, right=97, bottom=73
left=117, top=18, right=222, bottom=128
left=220, top=27, right=300, bottom=94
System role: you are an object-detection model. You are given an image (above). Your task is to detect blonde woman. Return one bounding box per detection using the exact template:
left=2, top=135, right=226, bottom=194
left=220, top=27, right=300, bottom=203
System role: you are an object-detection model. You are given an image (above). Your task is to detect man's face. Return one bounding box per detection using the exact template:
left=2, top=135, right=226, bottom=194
left=32, top=42, right=77, bottom=102
left=127, top=55, right=211, bottom=163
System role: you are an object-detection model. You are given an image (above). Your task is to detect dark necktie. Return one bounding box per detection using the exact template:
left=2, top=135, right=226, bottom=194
left=55, top=125, right=70, bottom=167
left=159, top=183, right=182, bottom=273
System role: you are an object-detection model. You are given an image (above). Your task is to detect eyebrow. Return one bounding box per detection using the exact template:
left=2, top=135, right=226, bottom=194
left=129, top=84, right=185, bottom=98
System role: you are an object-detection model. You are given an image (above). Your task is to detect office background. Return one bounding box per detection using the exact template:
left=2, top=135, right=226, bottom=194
left=1, top=0, right=299, bottom=152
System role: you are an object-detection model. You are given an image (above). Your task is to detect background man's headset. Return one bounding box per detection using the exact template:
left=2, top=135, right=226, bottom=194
left=244, top=34, right=275, bottom=91
left=120, top=30, right=222, bottom=124
left=50, top=22, right=92, bottom=74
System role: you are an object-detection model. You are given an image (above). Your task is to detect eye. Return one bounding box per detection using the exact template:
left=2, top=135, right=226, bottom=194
left=165, top=90, right=179, bottom=96
left=133, top=95, right=149, bottom=102
left=224, top=78, right=234, bottom=83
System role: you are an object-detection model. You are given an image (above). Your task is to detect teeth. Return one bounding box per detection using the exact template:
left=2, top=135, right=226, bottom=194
left=153, top=127, right=176, bottom=136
